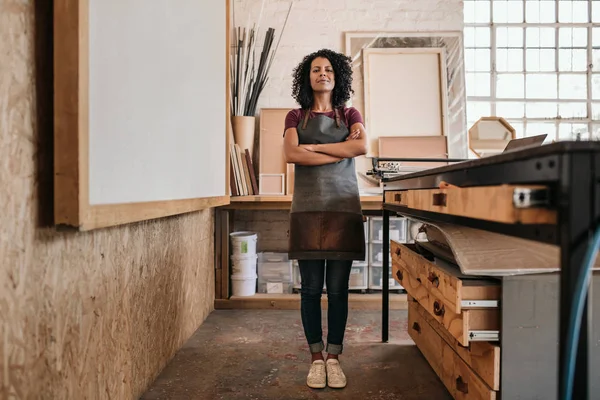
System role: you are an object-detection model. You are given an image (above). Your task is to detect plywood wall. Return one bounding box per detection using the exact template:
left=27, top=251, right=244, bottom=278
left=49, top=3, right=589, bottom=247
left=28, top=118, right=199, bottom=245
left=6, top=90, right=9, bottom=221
left=0, top=2, right=215, bottom=398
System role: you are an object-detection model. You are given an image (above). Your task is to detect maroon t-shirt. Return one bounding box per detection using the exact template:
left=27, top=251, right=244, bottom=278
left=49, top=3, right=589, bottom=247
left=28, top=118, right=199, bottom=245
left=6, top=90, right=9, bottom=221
left=284, top=107, right=364, bottom=135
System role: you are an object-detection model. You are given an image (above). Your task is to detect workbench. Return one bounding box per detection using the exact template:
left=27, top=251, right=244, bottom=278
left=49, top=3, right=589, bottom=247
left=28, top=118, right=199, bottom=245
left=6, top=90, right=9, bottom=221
left=213, top=195, right=408, bottom=310
left=380, top=141, right=600, bottom=400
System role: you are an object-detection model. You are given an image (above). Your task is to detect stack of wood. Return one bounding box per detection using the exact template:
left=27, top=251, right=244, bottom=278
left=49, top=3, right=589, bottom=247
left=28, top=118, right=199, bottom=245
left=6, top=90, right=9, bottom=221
left=230, top=143, right=258, bottom=196
left=392, top=224, right=501, bottom=400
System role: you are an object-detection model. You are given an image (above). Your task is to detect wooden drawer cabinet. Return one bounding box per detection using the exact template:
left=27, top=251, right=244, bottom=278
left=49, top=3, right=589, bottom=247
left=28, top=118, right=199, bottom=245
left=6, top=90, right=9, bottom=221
left=391, top=241, right=500, bottom=314
left=408, top=298, right=499, bottom=398
left=391, top=241, right=500, bottom=345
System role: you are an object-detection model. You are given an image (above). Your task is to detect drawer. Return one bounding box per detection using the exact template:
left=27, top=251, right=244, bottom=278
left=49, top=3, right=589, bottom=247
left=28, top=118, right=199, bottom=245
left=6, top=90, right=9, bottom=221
left=384, top=185, right=556, bottom=225
left=393, top=256, right=499, bottom=346
left=391, top=241, right=500, bottom=314
left=369, top=216, right=408, bottom=242
left=408, top=298, right=498, bottom=399
left=409, top=296, right=500, bottom=391
left=384, top=190, right=408, bottom=206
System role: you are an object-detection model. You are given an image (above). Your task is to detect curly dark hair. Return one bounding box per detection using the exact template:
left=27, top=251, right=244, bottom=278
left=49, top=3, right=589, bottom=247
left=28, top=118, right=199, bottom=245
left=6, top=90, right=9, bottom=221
left=291, top=48, right=354, bottom=110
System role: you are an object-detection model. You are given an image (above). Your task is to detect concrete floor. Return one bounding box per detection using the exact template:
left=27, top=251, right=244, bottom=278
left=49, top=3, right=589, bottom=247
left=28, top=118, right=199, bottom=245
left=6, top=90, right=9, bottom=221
left=141, top=309, right=451, bottom=400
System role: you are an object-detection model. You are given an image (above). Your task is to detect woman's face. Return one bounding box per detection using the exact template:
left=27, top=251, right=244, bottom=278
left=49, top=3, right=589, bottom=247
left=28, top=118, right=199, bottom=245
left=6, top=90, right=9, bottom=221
left=309, top=57, right=335, bottom=93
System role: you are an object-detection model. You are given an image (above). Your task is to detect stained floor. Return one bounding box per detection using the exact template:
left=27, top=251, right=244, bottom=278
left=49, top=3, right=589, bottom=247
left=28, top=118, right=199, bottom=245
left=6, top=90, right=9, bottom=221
left=141, top=310, right=451, bottom=400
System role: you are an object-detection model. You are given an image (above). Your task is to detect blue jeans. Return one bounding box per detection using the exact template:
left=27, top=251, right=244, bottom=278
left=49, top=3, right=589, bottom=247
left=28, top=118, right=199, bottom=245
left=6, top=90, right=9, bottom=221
left=299, top=259, right=352, bottom=355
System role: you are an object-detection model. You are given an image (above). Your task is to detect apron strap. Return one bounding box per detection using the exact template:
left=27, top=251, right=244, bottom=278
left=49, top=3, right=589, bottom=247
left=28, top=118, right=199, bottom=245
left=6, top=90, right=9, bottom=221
left=334, top=108, right=341, bottom=128
left=301, top=109, right=310, bottom=130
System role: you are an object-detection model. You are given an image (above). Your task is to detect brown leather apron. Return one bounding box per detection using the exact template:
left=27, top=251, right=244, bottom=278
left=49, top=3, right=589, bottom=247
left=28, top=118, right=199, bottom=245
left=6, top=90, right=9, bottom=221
left=288, top=108, right=366, bottom=260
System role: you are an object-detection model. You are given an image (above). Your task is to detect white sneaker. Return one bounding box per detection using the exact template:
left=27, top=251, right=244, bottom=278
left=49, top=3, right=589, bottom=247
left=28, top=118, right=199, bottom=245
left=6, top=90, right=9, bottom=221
left=326, top=358, right=347, bottom=388
left=306, top=360, right=326, bottom=389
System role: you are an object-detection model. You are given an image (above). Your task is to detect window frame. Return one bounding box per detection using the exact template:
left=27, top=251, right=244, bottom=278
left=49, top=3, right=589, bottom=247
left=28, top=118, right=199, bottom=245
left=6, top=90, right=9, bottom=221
left=464, top=0, right=600, bottom=140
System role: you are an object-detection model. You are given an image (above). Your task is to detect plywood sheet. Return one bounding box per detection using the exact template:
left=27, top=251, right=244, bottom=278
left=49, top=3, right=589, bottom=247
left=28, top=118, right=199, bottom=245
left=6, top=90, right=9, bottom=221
left=378, top=136, right=447, bottom=168
left=259, top=108, right=290, bottom=176
left=420, top=222, right=600, bottom=276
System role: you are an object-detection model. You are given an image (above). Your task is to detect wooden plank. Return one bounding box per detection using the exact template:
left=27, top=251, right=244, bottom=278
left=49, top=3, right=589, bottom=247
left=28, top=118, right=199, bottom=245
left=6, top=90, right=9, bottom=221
left=214, top=293, right=408, bottom=310
left=54, top=0, right=88, bottom=227
left=408, top=299, right=497, bottom=399
left=214, top=209, right=223, bottom=299
left=384, top=185, right=556, bottom=225
left=220, top=210, right=231, bottom=299
left=409, top=297, right=500, bottom=391
left=391, top=241, right=500, bottom=313
left=222, top=195, right=382, bottom=210
left=393, top=259, right=499, bottom=346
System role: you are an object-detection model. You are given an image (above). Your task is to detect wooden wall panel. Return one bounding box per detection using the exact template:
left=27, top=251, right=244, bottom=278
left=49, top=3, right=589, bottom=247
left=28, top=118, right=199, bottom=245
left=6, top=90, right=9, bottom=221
left=0, top=2, right=215, bottom=398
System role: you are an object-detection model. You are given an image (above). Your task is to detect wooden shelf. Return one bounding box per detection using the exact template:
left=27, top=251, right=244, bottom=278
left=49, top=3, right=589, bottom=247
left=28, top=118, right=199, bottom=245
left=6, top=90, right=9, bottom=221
left=231, top=195, right=293, bottom=202
left=222, top=194, right=382, bottom=210
left=214, top=292, right=407, bottom=310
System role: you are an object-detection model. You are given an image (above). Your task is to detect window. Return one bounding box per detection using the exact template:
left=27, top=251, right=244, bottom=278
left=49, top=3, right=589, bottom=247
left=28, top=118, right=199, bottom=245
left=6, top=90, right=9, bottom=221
left=464, top=0, right=600, bottom=141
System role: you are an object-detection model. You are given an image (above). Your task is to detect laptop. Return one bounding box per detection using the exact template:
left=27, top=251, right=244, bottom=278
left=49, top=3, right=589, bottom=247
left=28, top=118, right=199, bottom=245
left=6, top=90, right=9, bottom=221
left=502, top=134, right=548, bottom=153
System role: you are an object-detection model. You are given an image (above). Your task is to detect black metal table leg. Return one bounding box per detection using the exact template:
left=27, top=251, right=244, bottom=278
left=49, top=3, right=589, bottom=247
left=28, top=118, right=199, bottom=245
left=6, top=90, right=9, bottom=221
left=382, top=209, right=390, bottom=343
left=558, top=153, right=594, bottom=400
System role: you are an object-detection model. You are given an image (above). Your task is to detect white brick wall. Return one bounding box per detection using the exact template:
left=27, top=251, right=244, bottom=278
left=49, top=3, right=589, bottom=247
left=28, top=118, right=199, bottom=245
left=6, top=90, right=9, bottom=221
left=233, top=0, right=464, bottom=111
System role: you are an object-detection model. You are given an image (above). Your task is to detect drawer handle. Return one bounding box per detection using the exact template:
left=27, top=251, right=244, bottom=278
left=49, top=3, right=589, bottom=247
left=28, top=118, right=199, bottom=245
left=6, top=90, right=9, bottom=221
left=432, top=193, right=447, bottom=207
left=394, top=193, right=402, bottom=202
left=427, top=272, right=440, bottom=288
left=411, top=322, right=421, bottom=333
left=396, top=270, right=403, bottom=281
left=433, top=301, right=445, bottom=316
left=456, top=376, right=469, bottom=393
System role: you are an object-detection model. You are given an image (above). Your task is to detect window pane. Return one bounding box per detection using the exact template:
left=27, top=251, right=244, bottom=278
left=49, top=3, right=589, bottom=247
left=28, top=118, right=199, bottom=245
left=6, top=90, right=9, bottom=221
left=527, top=74, right=558, bottom=99
left=559, top=49, right=588, bottom=72
left=558, top=27, right=587, bottom=48
left=464, top=27, right=491, bottom=48
left=526, top=0, right=556, bottom=23
left=465, top=49, right=491, bottom=72
left=466, top=72, right=491, bottom=97
left=467, top=101, right=492, bottom=122
left=496, top=27, right=524, bottom=48
left=559, top=102, right=588, bottom=119
left=558, top=0, right=588, bottom=23
left=526, top=49, right=555, bottom=72
left=591, top=124, right=600, bottom=140
left=592, top=103, right=600, bottom=119
left=594, top=1, right=600, bottom=23
left=496, top=49, right=524, bottom=72
left=496, top=102, right=525, bottom=118
left=493, top=0, right=524, bottom=23
left=593, top=75, right=600, bottom=99
left=559, top=74, right=587, bottom=99
left=593, top=28, right=600, bottom=47
left=526, top=122, right=556, bottom=139
left=497, top=74, right=525, bottom=98
left=558, top=123, right=589, bottom=140
left=593, top=49, right=600, bottom=72
left=527, top=102, right=558, bottom=118
left=464, top=0, right=491, bottom=23
left=526, top=27, right=556, bottom=48
left=509, top=122, right=525, bottom=138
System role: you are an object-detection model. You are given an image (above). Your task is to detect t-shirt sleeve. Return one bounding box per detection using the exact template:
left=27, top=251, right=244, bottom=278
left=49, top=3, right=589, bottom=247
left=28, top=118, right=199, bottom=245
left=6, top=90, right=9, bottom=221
left=283, top=109, right=302, bottom=136
left=345, top=107, right=364, bottom=127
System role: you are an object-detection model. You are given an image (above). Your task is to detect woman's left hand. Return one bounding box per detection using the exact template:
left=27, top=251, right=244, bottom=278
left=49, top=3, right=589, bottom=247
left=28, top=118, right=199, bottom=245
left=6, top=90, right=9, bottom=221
left=346, top=129, right=361, bottom=141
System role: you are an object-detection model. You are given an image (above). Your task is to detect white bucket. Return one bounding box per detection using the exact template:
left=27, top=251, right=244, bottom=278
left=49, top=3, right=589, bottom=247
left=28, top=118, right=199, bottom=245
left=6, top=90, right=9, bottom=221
left=231, top=253, right=257, bottom=275
left=231, top=273, right=257, bottom=297
left=230, top=231, right=258, bottom=255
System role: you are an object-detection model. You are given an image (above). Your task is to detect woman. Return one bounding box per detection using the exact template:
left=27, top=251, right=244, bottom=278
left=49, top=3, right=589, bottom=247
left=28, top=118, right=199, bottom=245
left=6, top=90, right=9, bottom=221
left=283, top=48, right=368, bottom=389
